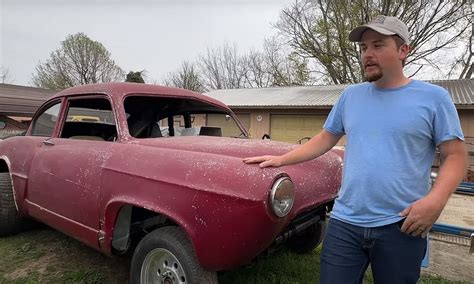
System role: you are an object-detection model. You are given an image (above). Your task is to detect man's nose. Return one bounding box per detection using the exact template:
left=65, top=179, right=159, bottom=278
left=361, top=50, right=374, bottom=62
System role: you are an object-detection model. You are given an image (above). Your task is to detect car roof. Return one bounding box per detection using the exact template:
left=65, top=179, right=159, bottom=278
left=49, top=82, right=229, bottom=110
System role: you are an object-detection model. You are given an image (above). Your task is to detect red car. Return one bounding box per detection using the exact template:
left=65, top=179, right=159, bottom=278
left=0, top=83, right=342, bottom=283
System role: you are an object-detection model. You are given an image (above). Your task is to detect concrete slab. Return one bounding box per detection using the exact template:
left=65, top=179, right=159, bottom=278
left=437, top=193, right=474, bottom=229
left=422, top=232, right=474, bottom=282
left=420, top=193, right=474, bottom=282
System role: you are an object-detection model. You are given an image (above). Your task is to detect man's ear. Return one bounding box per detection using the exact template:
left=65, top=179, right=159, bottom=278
left=399, top=44, right=410, bottom=61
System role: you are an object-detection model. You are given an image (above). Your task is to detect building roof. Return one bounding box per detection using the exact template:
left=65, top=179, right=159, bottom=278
left=205, top=79, right=474, bottom=109
left=1, top=79, right=472, bottom=117
left=0, top=84, right=57, bottom=116
left=429, top=79, right=474, bottom=105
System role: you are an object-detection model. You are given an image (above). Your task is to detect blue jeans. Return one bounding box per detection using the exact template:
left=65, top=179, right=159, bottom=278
left=320, top=218, right=427, bottom=284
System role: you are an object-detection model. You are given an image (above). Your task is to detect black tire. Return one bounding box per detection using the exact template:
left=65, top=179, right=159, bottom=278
left=130, top=226, right=217, bottom=284
left=286, top=221, right=326, bottom=254
left=0, top=172, right=23, bottom=236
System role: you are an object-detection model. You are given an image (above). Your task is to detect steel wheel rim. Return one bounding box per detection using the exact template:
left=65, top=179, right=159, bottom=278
left=140, top=248, right=187, bottom=284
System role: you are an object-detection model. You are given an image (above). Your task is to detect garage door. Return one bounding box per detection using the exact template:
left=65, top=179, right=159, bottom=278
left=270, top=114, right=326, bottom=144
left=207, top=113, right=250, bottom=137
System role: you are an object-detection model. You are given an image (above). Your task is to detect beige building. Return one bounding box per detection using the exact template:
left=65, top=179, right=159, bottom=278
left=1, top=80, right=472, bottom=146
left=1, top=80, right=473, bottom=174
left=206, top=79, right=474, bottom=179
left=205, top=79, right=474, bottom=148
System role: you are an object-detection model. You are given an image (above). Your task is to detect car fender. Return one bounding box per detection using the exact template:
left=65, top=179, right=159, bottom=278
left=100, top=195, right=197, bottom=254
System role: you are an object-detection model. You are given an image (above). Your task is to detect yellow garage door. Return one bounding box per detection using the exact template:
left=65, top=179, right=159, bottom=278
left=271, top=114, right=326, bottom=144
left=207, top=113, right=250, bottom=137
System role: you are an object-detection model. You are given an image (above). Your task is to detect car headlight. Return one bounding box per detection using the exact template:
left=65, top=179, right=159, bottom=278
left=269, top=177, right=295, bottom=217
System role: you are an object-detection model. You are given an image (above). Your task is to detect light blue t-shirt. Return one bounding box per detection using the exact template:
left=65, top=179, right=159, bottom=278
left=324, top=80, right=464, bottom=227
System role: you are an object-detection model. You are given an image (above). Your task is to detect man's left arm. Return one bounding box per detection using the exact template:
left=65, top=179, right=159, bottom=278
left=400, top=139, right=467, bottom=237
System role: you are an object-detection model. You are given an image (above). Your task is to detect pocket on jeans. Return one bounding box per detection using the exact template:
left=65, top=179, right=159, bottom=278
left=396, top=218, right=405, bottom=230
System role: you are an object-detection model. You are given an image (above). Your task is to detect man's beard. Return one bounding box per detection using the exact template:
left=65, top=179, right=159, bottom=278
left=365, top=70, right=383, bottom=82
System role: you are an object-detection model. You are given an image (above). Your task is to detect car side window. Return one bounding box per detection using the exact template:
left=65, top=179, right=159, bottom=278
left=60, top=97, right=118, bottom=142
left=31, top=102, right=62, bottom=137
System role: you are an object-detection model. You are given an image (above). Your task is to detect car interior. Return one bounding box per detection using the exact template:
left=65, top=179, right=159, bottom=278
left=60, top=98, right=117, bottom=141
left=57, top=95, right=239, bottom=141
left=124, top=96, right=230, bottom=139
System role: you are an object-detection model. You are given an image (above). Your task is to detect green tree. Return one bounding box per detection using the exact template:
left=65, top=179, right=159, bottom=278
left=32, top=33, right=124, bottom=89
left=275, top=0, right=472, bottom=83
left=125, top=71, right=146, bottom=83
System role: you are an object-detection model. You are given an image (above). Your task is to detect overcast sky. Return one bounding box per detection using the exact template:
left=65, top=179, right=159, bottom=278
left=1, top=0, right=289, bottom=86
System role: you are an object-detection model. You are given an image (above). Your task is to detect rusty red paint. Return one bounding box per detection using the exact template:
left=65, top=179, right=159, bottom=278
left=0, top=83, right=342, bottom=271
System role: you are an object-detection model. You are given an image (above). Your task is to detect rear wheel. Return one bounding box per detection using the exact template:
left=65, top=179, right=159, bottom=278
left=0, top=173, right=24, bottom=236
left=286, top=221, right=326, bottom=254
left=130, top=226, right=217, bottom=284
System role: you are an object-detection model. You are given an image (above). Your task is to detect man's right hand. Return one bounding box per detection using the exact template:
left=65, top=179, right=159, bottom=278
left=243, top=130, right=342, bottom=169
left=243, top=155, right=283, bottom=168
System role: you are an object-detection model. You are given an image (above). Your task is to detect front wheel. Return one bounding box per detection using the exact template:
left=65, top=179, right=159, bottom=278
left=130, top=226, right=217, bottom=284
left=0, top=172, right=24, bottom=236
left=286, top=221, right=326, bottom=254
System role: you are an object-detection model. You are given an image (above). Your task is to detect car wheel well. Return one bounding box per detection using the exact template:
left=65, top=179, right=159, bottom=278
left=0, top=160, right=9, bottom=173
left=111, top=205, right=177, bottom=255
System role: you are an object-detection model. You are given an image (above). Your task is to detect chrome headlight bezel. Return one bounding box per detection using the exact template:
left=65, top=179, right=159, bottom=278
left=269, top=176, right=295, bottom=218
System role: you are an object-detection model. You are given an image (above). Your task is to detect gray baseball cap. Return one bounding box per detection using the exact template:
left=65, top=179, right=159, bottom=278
left=349, top=15, right=410, bottom=44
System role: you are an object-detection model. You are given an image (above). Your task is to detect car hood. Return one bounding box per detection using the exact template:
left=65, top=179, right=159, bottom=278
left=119, top=136, right=342, bottom=214
left=128, top=136, right=331, bottom=159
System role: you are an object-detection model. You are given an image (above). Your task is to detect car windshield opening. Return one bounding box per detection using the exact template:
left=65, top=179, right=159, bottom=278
left=124, top=95, right=247, bottom=139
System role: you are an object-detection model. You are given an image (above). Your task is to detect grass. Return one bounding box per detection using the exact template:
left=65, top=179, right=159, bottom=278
left=0, top=227, right=469, bottom=283
left=0, top=229, right=128, bottom=283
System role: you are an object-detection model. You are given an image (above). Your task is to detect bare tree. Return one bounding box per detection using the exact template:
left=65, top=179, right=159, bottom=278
left=197, top=40, right=312, bottom=90
left=275, top=0, right=473, bottom=84
left=198, top=43, right=247, bottom=90
left=448, top=5, right=473, bottom=79
left=163, top=61, right=206, bottom=93
left=242, top=41, right=311, bottom=88
left=449, top=23, right=473, bottom=79
left=32, top=33, right=124, bottom=89
left=242, top=49, right=273, bottom=88
left=262, top=38, right=312, bottom=86
left=460, top=24, right=474, bottom=79
left=0, top=66, right=13, bottom=84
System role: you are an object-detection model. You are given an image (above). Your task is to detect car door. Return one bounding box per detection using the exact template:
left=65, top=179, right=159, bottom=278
left=27, top=95, right=117, bottom=248
left=4, top=99, right=63, bottom=211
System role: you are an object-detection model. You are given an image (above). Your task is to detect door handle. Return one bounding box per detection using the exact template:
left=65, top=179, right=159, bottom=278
left=42, top=138, right=54, bottom=146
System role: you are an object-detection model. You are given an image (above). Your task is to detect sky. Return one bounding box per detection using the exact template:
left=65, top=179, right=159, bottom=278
left=1, top=0, right=289, bottom=86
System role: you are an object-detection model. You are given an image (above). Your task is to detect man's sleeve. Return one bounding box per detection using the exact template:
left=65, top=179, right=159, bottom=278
left=433, top=92, right=464, bottom=146
left=323, top=91, right=346, bottom=136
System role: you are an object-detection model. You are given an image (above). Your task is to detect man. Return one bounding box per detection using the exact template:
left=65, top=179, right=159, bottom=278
left=243, top=15, right=466, bottom=283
